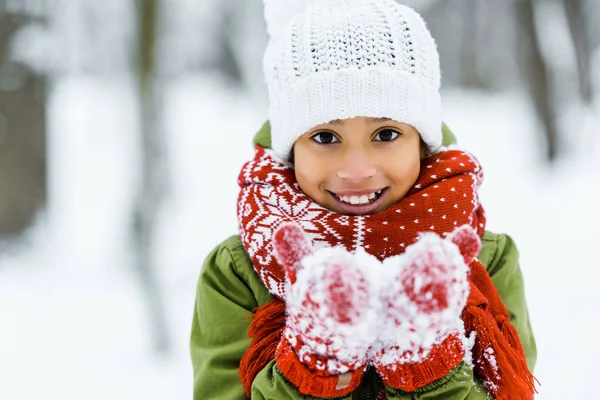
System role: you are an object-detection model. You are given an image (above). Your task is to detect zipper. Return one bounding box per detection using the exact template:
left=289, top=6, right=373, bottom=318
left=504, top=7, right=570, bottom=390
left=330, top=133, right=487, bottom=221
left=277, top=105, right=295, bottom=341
left=363, top=370, right=371, bottom=400
left=353, top=366, right=385, bottom=400
left=363, top=366, right=375, bottom=400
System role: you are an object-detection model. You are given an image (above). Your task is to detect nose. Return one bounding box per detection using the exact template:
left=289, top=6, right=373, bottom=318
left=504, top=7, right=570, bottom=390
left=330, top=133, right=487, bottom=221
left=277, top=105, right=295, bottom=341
left=336, top=148, right=377, bottom=182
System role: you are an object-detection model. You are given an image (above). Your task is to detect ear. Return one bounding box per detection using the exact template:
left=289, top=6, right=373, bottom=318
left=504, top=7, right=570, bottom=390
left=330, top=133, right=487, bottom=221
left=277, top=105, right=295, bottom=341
left=447, top=225, right=482, bottom=265
left=272, top=223, right=313, bottom=284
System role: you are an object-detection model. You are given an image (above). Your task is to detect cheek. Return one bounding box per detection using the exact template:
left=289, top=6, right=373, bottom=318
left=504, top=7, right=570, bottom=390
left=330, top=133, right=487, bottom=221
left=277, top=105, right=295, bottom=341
left=294, top=166, right=314, bottom=192
left=388, top=151, right=422, bottom=186
left=293, top=150, right=328, bottom=198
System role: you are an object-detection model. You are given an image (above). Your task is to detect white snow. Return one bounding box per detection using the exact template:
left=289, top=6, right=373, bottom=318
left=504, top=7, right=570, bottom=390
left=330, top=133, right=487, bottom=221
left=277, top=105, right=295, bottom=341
left=0, top=74, right=598, bottom=399
left=287, top=247, right=378, bottom=370
left=376, top=232, right=469, bottom=363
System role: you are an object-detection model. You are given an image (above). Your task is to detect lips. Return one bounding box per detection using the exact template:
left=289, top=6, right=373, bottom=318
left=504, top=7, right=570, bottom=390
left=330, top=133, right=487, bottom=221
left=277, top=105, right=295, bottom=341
left=328, top=188, right=390, bottom=215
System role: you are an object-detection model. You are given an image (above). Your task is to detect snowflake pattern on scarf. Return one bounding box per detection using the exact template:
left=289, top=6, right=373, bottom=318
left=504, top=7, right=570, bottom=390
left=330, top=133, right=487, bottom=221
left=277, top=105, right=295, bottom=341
left=237, top=146, right=485, bottom=299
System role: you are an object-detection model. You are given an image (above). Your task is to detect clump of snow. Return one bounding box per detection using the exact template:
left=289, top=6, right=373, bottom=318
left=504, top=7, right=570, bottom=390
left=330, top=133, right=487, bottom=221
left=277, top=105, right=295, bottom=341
left=483, top=347, right=499, bottom=378
left=375, top=232, right=470, bottom=364
left=461, top=331, right=477, bottom=369
left=284, top=230, right=471, bottom=373
left=285, top=247, right=379, bottom=372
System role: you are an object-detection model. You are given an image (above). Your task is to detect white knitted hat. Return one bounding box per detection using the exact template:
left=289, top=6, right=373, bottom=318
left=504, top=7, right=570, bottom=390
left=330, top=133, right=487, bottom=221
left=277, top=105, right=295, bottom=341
left=262, top=0, right=442, bottom=160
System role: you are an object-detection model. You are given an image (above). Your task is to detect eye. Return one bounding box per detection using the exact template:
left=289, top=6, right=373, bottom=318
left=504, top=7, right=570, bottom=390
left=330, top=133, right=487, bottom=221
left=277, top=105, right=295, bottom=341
left=311, top=131, right=339, bottom=144
left=373, top=129, right=401, bottom=142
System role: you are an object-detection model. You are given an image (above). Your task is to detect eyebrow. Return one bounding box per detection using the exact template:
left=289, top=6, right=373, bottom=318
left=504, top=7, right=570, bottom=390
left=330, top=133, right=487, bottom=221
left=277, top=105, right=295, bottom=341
left=326, top=117, right=392, bottom=125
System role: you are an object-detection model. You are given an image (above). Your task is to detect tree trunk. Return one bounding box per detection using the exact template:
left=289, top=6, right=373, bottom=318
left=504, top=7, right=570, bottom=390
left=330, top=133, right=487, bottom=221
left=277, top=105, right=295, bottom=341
left=0, top=11, right=46, bottom=238
left=562, top=0, right=593, bottom=104
left=133, top=0, right=170, bottom=353
left=515, top=0, right=559, bottom=162
left=459, top=0, right=488, bottom=89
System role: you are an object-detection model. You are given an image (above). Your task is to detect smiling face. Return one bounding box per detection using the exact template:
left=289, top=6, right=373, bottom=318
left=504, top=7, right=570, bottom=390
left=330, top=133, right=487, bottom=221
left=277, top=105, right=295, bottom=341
left=292, top=116, right=425, bottom=216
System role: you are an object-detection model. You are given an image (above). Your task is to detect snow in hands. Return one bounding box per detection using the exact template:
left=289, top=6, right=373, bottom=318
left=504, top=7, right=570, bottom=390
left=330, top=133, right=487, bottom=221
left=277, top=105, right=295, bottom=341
left=375, top=228, right=474, bottom=366
left=272, top=222, right=481, bottom=374
left=274, top=223, right=377, bottom=373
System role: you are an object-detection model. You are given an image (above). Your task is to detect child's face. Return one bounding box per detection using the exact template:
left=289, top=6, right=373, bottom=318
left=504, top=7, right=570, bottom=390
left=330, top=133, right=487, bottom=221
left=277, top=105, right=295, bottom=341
left=293, top=116, right=423, bottom=216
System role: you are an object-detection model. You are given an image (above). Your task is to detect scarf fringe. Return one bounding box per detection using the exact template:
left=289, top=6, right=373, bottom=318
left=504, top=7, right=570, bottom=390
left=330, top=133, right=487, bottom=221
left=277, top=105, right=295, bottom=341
left=463, top=305, right=537, bottom=400
left=239, top=299, right=286, bottom=396
left=241, top=294, right=538, bottom=399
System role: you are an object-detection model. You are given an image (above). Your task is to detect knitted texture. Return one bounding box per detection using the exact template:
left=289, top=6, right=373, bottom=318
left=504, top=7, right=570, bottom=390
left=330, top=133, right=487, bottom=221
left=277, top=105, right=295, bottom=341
left=371, top=226, right=480, bottom=391
left=262, top=0, right=442, bottom=159
left=272, top=224, right=374, bottom=397
left=237, top=145, right=484, bottom=300
left=272, top=222, right=475, bottom=396
left=237, top=146, right=537, bottom=399
left=375, top=333, right=465, bottom=391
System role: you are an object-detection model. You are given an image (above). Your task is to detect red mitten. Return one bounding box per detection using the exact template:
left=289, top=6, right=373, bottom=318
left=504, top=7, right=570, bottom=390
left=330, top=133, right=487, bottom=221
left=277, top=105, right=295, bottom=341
left=372, top=225, right=481, bottom=391
left=272, top=223, right=379, bottom=397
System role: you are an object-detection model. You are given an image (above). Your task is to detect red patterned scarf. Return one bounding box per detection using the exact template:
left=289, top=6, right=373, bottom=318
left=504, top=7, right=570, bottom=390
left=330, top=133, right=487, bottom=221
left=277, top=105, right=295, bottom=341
left=237, top=145, right=536, bottom=399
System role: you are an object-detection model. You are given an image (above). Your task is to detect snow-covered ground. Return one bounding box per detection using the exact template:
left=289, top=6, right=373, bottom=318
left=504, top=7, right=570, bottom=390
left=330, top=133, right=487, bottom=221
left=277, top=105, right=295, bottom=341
left=0, top=74, right=598, bottom=399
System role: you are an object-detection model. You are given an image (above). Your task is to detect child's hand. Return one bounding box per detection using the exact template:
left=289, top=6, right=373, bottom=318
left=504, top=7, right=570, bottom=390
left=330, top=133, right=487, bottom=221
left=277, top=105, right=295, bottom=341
left=372, top=225, right=481, bottom=391
left=272, top=223, right=481, bottom=395
left=272, top=223, right=378, bottom=398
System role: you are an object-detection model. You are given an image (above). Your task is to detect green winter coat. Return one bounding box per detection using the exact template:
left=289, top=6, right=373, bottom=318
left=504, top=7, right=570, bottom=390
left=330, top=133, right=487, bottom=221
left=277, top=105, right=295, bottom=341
left=190, top=123, right=537, bottom=399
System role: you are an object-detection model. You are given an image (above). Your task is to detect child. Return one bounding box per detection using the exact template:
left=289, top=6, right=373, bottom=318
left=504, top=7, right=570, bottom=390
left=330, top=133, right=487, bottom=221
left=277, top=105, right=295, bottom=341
left=190, top=0, right=537, bottom=399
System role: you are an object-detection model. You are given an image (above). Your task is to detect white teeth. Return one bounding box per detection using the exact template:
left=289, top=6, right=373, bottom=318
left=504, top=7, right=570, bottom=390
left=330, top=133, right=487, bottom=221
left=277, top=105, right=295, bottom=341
left=338, top=190, right=383, bottom=205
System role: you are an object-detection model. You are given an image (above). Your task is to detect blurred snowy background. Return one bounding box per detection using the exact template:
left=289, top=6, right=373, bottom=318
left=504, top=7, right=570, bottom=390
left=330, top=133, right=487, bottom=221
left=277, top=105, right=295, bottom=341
left=0, top=0, right=599, bottom=399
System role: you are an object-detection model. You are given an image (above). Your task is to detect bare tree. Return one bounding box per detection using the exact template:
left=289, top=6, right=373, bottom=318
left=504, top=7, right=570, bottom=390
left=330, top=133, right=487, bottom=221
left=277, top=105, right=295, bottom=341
left=158, top=0, right=242, bottom=82
left=562, top=0, right=593, bottom=104
left=7, top=0, right=170, bottom=352
left=0, top=7, right=46, bottom=238
left=133, top=0, right=170, bottom=353
left=515, top=0, right=559, bottom=162
left=458, top=0, right=489, bottom=89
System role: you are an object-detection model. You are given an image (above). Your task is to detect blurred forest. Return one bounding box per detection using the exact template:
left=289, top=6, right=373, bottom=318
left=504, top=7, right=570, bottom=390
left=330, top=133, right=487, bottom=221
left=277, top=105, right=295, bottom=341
left=0, top=0, right=598, bottom=352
